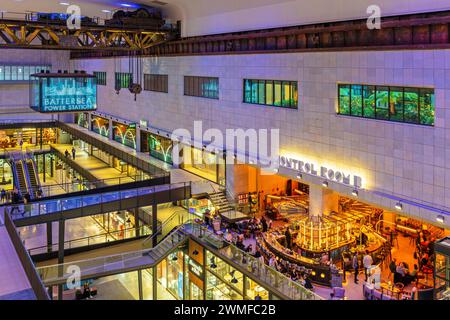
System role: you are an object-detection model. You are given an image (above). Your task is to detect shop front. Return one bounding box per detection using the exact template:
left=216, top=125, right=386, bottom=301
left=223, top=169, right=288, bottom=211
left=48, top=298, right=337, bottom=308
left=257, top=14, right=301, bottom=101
left=93, top=210, right=138, bottom=237
left=75, top=112, right=90, bottom=129
left=180, top=146, right=225, bottom=186
left=112, top=121, right=137, bottom=149
left=0, top=127, right=56, bottom=150
left=141, top=131, right=173, bottom=165
left=91, top=115, right=109, bottom=137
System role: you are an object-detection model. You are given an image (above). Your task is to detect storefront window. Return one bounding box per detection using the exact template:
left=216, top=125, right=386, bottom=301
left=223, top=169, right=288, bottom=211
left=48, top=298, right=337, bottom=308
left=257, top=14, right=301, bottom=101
left=181, top=146, right=224, bottom=185
left=245, top=278, right=269, bottom=300
left=167, top=251, right=184, bottom=299
left=206, top=271, right=243, bottom=300
left=112, top=122, right=137, bottom=149
left=148, top=133, right=173, bottom=164
left=75, top=112, right=89, bottom=129
left=91, top=116, right=109, bottom=137
left=206, top=251, right=244, bottom=294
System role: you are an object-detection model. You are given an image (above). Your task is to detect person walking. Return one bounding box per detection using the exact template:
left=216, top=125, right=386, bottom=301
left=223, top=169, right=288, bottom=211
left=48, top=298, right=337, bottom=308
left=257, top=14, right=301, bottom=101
left=64, top=149, right=70, bottom=158
left=71, top=147, right=76, bottom=160
left=363, top=250, right=373, bottom=282
left=0, top=188, right=6, bottom=203
left=352, top=252, right=360, bottom=284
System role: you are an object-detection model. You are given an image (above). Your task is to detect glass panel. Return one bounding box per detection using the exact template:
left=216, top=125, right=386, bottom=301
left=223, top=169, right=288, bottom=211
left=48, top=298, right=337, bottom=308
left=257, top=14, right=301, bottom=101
left=0, top=65, right=4, bottom=81
left=363, top=85, right=375, bottom=118
left=4, top=66, right=11, bottom=81
left=291, top=82, right=298, bottom=108
left=258, top=80, right=265, bottom=104
left=244, top=79, right=251, bottom=103
left=265, top=80, right=273, bottom=105
left=375, top=86, right=389, bottom=120
left=274, top=81, right=282, bottom=106
left=251, top=80, right=258, bottom=104
left=351, top=84, right=362, bottom=116
left=338, top=84, right=350, bottom=115
left=389, top=86, right=404, bottom=122
left=404, top=88, right=419, bottom=123
left=419, top=88, right=435, bottom=126
left=17, top=66, right=24, bottom=80
left=281, top=81, right=290, bottom=107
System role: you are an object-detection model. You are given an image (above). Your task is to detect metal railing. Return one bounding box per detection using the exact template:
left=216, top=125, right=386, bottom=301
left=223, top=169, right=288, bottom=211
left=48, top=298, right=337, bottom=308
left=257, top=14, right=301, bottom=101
left=36, top=224, right=188, bottom=286
left=3, top=212, right=50, bottom=300
left=142, top=207, right=188, bottom=248
left=6, top=182, right=191, bottom=220
left=183, top=222, right=324, bottom=300
left=27, top=225, right=151, bottom=256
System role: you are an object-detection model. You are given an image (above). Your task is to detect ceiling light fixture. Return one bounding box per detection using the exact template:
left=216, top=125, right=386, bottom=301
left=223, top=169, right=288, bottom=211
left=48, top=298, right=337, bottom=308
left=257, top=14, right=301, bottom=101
left=101, top=9, right=111, bottom=13
left=436, top=215, right=445, bottom=224
left=322, top=181, right=329, bottom=188
left=395, top=202, right=403, bottom=211
left=352, top=189, right=359, bottom=197
left=60, top=2, right=70, bottom=5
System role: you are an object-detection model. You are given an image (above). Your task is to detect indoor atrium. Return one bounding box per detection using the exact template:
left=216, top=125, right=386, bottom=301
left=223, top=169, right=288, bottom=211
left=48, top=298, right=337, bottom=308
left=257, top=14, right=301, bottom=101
left=0, top=0, right=448, bottom=306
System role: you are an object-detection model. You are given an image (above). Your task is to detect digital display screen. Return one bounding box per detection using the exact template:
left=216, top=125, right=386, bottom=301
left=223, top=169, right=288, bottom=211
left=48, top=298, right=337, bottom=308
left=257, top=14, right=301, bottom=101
left=30, top=75, right=97, bottom=113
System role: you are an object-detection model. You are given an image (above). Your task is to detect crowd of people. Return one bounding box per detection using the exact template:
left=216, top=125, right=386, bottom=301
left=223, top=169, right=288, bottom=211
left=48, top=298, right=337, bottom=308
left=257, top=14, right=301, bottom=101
left=211, top=214, right=316, bottom=292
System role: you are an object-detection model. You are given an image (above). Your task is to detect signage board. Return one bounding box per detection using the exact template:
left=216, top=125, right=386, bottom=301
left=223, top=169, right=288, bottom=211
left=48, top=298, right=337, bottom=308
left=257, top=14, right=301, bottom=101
left=30, top=75, right=97, bottom=113
left=279, top=155, right=362, bottom=188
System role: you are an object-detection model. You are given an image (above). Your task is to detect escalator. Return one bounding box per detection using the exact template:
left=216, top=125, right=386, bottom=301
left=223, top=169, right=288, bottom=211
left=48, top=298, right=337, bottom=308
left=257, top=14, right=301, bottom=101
left=9, top=153, right=41, bottom=199
left=24, top=158, right=40, bottom=198
left=14, top=160, right=28, bottom=197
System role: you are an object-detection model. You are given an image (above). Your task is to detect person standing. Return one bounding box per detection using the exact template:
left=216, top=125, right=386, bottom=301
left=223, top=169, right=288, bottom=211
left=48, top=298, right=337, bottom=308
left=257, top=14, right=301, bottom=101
left=261, top=216, right=268, bottom=232
left=71, top=147, right=76, bottom=160
left=352, top=252, right=360, bottom=284
left=0, top=188, right=6, bottom=203
left=363, top=250, right=373, bottom=282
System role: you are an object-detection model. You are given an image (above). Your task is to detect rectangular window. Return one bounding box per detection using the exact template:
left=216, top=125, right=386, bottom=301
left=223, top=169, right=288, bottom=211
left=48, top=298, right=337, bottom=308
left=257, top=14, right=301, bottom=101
left=93, top=71, right=107, bottom=86
left=144, top=74, right=168, bottom=93
left=244, top=79, right=298, bottom=109
left=184, top=76, right=219, bottom=99
left=115, top=72, right=132, bottom=90
left=0, top=64, right=50, bottom=82
left=350, top=85, right=362, bottom=116
left=337, top=83, right=435, bottom=126
left=338, top=84, right=350, bottom=115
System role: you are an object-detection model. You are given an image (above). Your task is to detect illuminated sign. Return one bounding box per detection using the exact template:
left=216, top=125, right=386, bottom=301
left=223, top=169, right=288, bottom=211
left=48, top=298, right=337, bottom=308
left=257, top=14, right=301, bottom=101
left=279, top=155, right=362, bottom=188
left=30, top=74, right=97, bottom=113
left=188, top=259, right=204, bottom=279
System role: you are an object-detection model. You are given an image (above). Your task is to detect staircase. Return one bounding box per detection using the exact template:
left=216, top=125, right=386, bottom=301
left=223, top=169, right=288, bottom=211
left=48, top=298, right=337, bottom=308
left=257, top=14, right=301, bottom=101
left=142, top=207, right=188, bottom=249
left=209, top=191, right=235, bottom=215
left=142, top=227, right=187, bottom=261
left=37, top=225, right=188, bottom=286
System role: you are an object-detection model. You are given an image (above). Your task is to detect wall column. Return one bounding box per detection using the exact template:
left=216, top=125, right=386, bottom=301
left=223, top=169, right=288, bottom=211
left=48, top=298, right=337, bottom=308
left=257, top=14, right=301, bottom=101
left=57, top=219, right=65, bottom=300
left=152, top=204, right=158, bottom=248
left=46, top=222, right=52, bottom=253
left=135, top=127, right=141, bottom=152
left=308, top=184, right=339, bottom=218
left=108, top=118, right=113, bottom=141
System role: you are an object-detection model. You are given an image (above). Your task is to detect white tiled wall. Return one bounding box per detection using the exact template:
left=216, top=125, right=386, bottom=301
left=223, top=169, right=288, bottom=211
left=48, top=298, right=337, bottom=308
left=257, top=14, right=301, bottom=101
left=74, top=49, right=450, bottom=221
left=0, top=49, right=70, bottom=121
